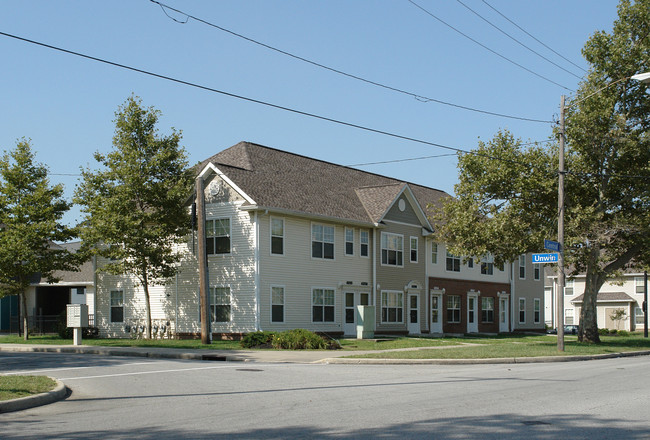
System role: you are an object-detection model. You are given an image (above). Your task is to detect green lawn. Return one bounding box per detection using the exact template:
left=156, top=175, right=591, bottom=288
left=0, top=376, right=57, bottom=401
left=0, top=335, right=241, bottom=350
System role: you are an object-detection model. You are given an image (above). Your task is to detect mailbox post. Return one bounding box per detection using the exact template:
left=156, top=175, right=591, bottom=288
left=67, top=304, right=89, bottom=346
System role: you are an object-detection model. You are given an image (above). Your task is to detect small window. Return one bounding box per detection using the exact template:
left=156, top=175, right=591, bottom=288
left=534, top=265, right=540, bottom=280
left=75, top=287, right=85, bottom=295
left=271, top=286, right=284, bottom=323
left=635, top=306, right=645, bottom=325
left=446, top=252, right=460, bottom=272
left=271, top=218, right=284, bottom=255
left=467, top=258, right=474, bottom=268
left=481, top=258, right=494, bottom=275
left=565, top=308, right=574, bottom=325
left=381, top=291, right=403, bottom=323
left=431, top=295, right=439, bottom=324
left=345, top=228, right=354, bottom=256
left=431, top=243, right=438, bottom=264
left=565, top=279, right=574, bottom=296
left=312, top=224, right=334, bottom=260
left=481, top=297, right=494, bottom=323
left=635, top=277, right=644, bottom=294
left=519, top=298, right=526, bottom=324
left=534, top=298, right=541, bottom=324
left=360, top=230, right=369, bottom=257
left=519, top=255, right=526, bottom=279
left=312, top=288, right=335, bottom=322
left=410, top=237, right=418, bottom=263
left=210, top=287, right=231, bottom=322
left=110, top=290, right=124, bottom=323
left=447, top=295, right=461, bottom=323
left=206, top=218, right=231, bottom=255
left=381, top=232, right=403, bottom=266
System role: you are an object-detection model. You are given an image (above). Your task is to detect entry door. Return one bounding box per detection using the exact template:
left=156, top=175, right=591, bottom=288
left=344, top=292, right=370, bottom=336
left=467, top=295, right=478, bottom=333
left=499, top=297, right=509, bottom=332
left=408, top=294, right=420, bottom=334
left=431, top=293, right=443, bottom=333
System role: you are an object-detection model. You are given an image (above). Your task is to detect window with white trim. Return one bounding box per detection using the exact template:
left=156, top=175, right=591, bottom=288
left=481, top=297, right=494, bottom=323
left=564, top=279, right=574, bottom=296
left=519, top=298, right=526, bottom=324
left=312, top=288, right=335, bottom=322
left=381, top=232, right=403, bottom=266
left=345, top=228, right=354, bottom=256
left=481, top=256, right=494, bottom=275
left=410, top=237, right=418, bottom=263
left=446, top=251, right=460, bottom=272
left=381, top=291, right=403, bottom=323
left=271, top=218, right=284, bottom=255
left=635, top=277, right=644, bottom=294
left=110, top=290, right=124, bottom=323
left=519, top=255, right=526, bottom=279
left=467, top=258, right=474, bottom=268
left=534, top=298, right=541, bottom=323
left=431, top=243, right=438, bottom=264
left=206, top=218, right=231, bottom=255
left=75, top=287, right=85, bottom=295
left=271, top=286, right=284, bottom=323
left=534, top=265, right=540, bottom=280
left=565, top=308, right=574, bottom=324
left=447, top=295, right=461, bottom=323
left=635, top=306, right=645, bottom=325
left=312, top=224, right=334, bottom=259
left=360, top=230, right=369, bottom=257
left=210, top=287, right=231, bottom=322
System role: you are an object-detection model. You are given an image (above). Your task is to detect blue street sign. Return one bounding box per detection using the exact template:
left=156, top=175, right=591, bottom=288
left=532, top=253, right=559, bottom=264
left=544, top=239, right=561, bottom=252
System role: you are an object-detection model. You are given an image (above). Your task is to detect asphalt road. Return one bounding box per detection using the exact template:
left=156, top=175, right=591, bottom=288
left=1, top=352, right=650, bottom=439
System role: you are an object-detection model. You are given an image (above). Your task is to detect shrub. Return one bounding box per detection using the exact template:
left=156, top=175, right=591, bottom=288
left=617, top=330, right=629, bottom=337
left=598, top=328, right=609, bottom=336
left=609, top=329, right=618, bottom=335
left=271, top=329, right=329, bottom=350
left=240, top=331, right=276, bottom=348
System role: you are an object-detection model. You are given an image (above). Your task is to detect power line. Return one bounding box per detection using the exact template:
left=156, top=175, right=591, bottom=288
left=0, top=30, right=542, bottom=172
left=149, top=0, right=551, bottom=124
left=348, top=153, right=457, bottom=167
left=480, top=0, right=588, bottom=74
left=455, top=0, right=583, bottom=79
left=407, top=0, right=573, bottom=91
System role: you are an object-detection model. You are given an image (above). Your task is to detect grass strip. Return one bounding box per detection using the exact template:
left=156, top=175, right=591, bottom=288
left=0, top=376, right=57, bottom=401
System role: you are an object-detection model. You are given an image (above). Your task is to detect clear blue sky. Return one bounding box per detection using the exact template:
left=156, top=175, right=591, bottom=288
left=0, top=1, right=621, bottom=226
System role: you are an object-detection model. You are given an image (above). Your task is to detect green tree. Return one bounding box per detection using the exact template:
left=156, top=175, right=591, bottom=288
left=434, top=0, right=650, bottom=344
left=75, top=96, right=193, bottom=339
left=0, top=140, right=77, bottom=340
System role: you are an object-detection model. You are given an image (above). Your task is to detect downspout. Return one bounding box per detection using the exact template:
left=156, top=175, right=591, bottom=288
left=175, top=271, right=179, bottom=335
left=510, top=261, right=515, bottom=332
left=372, top=227, right=377, bottom=307
left=254, top=211, right=261, bottom=331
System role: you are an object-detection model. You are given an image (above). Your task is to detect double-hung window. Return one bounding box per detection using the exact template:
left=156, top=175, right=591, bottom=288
left=431, top=243, right=438, bottom=264
left=635, top=277, right=644, bottom=294
left=360, top=230, right=369, bottom=257
left=446, top=251, right=460, bottom=272
left=210, top=287, right=231, bottom=322
left=381, top=232, right=403, bottom=266
left=410, top=237, right=418, bottom=263
left=481, top=256, right=494, bottom=275
left=564, top=279, right=574, bottom=296
left=447, top=295, right=461, bottom=323
left=271, top=286, right=284, bottom=323
left=110, top=290, right=124, bottom=323
left=381, top=291, right=403, bottom=323
left=481, top=297, right=494, bottom=323
left=534, top=298, right=541, bottom=323
left=312, top=224, right=334, bottom=259
left=345, top=228, right=354, bottom=256
left=206, top=218, right=230, bottom=255
left=635, top=306, right=645, bottom=325
left=312, top=288, right=335, bottom=322
left=519, top=298, right=526, bottom=324
left=271, top=218, right=284, bottom=255
left=534, top=265, right=541, bottom=280
left=519, top=255, right=526, bottom=279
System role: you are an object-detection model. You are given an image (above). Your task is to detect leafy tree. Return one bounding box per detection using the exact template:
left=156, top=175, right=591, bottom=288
left=75, top=96, right=193, bottom=339
left=0, top=140, right=77, bottom=340
left=433, top=0, right=650, bottom=344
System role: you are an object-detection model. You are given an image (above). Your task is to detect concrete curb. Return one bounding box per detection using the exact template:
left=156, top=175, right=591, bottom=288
left=0, top=377, right=67, bottom=414
left=320, top=349, right=650, bottom=365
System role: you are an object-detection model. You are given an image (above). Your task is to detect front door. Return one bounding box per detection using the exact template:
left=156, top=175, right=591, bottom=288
left=344, top=292, right=370, bottom=336
left=408, top=294, right=420, bottom=334
left=431, top=293, right=443, bottom=333
left=467, top=295, right=478, bottom=333
left=499, top=297, right=509, bottom=332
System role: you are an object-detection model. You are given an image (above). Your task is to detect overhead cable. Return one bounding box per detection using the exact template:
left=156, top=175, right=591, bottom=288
left=149, top=0, right=551, bottom=124
left=407, top=0, right=573, bottom=91
left=0, top=30, right=541, bottom=170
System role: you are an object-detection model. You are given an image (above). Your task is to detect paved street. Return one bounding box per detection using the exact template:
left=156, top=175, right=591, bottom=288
left=2, top=352, right=650, bottom=439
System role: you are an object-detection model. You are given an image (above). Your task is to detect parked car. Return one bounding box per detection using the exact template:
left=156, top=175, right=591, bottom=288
left=547, top=325, right=579, bottom=335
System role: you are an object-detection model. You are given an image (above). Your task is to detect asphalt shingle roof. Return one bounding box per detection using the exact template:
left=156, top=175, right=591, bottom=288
left=571, top=291, right=636, bottom=303
left=198, top=142, right=449, bottom=225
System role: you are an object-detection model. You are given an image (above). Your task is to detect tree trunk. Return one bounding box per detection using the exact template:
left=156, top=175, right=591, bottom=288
left=20, top=292, right=29, bottom=341
left=579, top=249, right=603, bottom=343
left=142, top=270, right=152, bottom=339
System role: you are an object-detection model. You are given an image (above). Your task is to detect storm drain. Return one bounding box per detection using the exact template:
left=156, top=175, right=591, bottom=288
left=202, top=354, right=227, bottom=361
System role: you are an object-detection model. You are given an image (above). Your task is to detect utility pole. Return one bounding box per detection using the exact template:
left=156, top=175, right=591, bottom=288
left=557, top=95, right=566, bottom=352
left=644, top=270, right=648, bottom=338
left=196, top=176, right=211, bottom=344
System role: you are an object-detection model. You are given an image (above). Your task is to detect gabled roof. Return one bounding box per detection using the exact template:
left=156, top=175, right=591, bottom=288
left=571, top=291, right=636, bottom=303
left=197, top=142, right=449, bottom=225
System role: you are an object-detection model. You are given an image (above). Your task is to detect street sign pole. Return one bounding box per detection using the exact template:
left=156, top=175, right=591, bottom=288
left=557, top=95, right=566, bottom=352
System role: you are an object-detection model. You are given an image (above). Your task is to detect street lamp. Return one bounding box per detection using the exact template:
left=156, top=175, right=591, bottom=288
left=556, top=72, right=649, bottom=351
